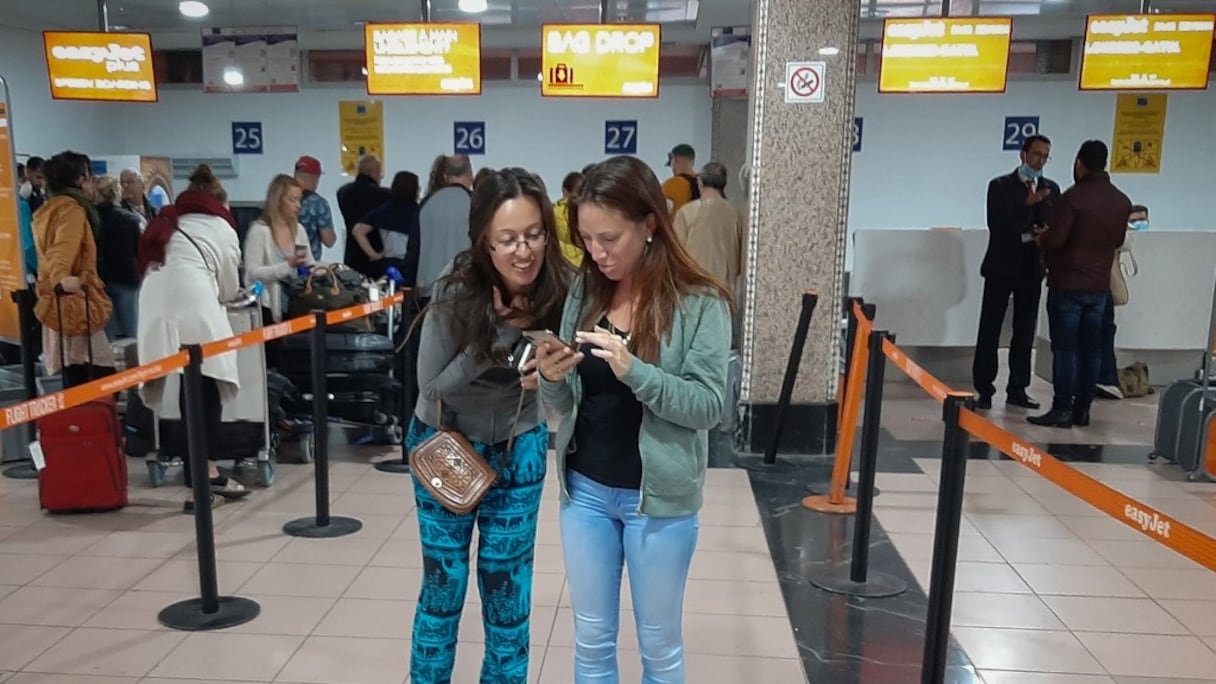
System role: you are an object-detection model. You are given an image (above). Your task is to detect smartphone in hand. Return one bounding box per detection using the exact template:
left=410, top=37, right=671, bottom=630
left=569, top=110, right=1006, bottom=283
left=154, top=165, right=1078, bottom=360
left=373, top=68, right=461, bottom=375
left=523, top=329, right=574, bottom=351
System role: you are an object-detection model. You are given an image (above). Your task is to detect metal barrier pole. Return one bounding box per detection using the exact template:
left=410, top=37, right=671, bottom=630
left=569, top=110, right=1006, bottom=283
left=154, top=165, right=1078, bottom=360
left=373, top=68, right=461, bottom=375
left=807, top=330, right=907, bottom=599
left=284, top=312, right=363, bottom=538
left=921, top=392, right=974, bottom=684
left=377, top=292, right=417, bottom=475
left=159, top=345, right=260, bottom=631
left=2, top=289, right=39, bottom=480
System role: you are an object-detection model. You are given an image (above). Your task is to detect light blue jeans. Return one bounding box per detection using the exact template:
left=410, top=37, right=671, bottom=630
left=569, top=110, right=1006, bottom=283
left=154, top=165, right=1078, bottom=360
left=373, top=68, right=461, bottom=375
left=104, top=284, right=139, bottom=341
left=560, top=470, right=699, bottom=684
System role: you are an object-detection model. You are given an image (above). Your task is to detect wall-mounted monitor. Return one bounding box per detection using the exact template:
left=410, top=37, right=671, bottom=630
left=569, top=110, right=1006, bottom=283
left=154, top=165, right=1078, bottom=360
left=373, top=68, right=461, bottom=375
left=541, top=24, right=661, bottom=98
left=43, top=31, right=157, bottom=102
left=364, top=23, right=481, bottom=95
left=878, top=18, right=1013, bottom=94
left=1079, top=14, right=1215, bottom=91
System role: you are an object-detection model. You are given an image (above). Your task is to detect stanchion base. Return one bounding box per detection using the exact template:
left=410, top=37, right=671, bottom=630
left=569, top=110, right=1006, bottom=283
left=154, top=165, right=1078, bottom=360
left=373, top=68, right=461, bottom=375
left=374, top=460, right=411, bottom=474
left=158, top=596, right=260, bottom=631
left=807, top=482, right=880, bottom=498
left=734, top=454, right=802, bottom=473
left=283, top=515, right=363, bottom=538
left=807, top=563, right=908, bottom=599
left=802, top=494, right=858, bottom=514
left=2, top=463, right=37, bottom=480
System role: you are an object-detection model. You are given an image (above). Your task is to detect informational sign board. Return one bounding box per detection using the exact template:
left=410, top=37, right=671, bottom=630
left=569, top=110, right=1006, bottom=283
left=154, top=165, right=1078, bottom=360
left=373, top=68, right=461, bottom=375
left=711, top=27, right=750, bottom=97
left=365, top=23, right=481, bottom=95
left=42, top=31, right=157, bottom=102
left=878, top=18, right=1013, bottom=93
left=1080, top=14, right=1215, bottom=91
left=1111, top=94, right=1167, bottom=174
left=453, top=121, right=485, bottom=155
left=604, top=121, right=638, bottom=155
left=784, top=61, right=826, bottom=103
left=232, top=122, right=264, bottom=155
left=852, top=117, right=864, bottom=153
left=541, top=25, right=661, bottom=98
left=0, top=80, right=27, bottom=341
left=338, top=101, right=385, bottom=176
left=1003, top=116, right=1040, bottom=151
left=202, top=27, right=300, bottom=94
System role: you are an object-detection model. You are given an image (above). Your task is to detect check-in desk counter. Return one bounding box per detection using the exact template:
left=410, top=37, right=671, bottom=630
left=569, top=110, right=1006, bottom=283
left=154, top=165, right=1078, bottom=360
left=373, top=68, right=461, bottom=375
left=850, top=228, right=1216, bottom=387
left=1033, top=231, right=1216, bottom=384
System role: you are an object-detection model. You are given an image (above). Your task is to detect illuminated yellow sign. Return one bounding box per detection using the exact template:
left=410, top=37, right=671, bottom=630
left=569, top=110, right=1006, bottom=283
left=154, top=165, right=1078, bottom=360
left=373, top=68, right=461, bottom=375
left=43, top=31, right=157, bottom=102
left=364, top=23, right=481, bottom=95
left=879, top=18, right=1012, bottom=94
left=1080, top=14, right=1215, bottom=91
left=541, top=24, right=661, bottom=98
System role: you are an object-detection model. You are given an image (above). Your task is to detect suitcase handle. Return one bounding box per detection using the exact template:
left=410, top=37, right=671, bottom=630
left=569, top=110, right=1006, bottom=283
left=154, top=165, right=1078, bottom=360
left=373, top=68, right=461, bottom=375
left=52, top=283, right=96, bottom=380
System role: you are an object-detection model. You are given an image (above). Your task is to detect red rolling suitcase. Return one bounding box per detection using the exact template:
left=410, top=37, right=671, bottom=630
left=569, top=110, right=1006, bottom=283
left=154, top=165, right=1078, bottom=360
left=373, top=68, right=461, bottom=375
left=36, top=286, right=127, bottom=513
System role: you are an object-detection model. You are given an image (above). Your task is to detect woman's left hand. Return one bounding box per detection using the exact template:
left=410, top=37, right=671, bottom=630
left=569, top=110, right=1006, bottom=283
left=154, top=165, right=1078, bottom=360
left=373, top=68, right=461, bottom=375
left=576, top=326, right=633, bottom=379
left=520, top=358, right=539, bottom=391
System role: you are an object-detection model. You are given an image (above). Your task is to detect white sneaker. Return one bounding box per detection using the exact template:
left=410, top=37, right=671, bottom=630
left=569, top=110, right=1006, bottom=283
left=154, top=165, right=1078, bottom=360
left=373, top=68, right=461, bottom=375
left=1096, top=384, right=1124, bottom=400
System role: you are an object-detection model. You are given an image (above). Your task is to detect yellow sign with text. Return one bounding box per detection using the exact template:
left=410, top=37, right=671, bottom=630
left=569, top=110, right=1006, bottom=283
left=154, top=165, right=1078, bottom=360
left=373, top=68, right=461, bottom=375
left=1112, top=93, right=1167, bottom=174
left=338, top=101, right=385, bottom=177
left=541, top=24, right=661, bottom=98
left=43, top=31, right=157, bottom=102
left=364, top=23, right=481, bottom=95
left=0, top=97, right=25, bottom=340
left=1081, top=14, right=1215, bottom=91
left=879, top=18, right=1012, bottom=93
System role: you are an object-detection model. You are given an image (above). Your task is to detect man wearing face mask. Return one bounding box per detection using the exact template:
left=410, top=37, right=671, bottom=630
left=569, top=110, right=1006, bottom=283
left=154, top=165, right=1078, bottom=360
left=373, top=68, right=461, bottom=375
left=973, top=134, right=1061, bottom=411
left=22, top=156, right=47, bottom=213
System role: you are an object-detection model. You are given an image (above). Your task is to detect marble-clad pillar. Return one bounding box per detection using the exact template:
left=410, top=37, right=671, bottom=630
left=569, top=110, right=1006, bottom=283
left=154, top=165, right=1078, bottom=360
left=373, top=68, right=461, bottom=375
left=740, top=0, right=860, bottom=453
left=710, top=97, right=749, bottom=212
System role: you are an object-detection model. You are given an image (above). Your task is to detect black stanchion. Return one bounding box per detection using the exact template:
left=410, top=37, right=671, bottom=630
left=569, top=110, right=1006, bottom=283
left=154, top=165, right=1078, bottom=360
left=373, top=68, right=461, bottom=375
left=4, top=289, right=41, bottom=480
left=920, top=392, right=974, bottom=684
left=376, top=294, right=418, bottom=475
left=807, top=330, right=907, bottom=599
left=285, top=311, right=363, bottom=538
left=737, top=291, right=818, bottom=473
left=159, top=345, right=260, bottom=631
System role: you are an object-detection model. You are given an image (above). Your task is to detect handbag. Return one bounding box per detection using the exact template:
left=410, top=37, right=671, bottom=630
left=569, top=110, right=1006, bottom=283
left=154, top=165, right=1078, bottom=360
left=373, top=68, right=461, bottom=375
left=409, top=391, right=527, bottom=515
left=1110, top=246, right=1139, bottom=307
left=286, top=265, right=373, bottom=330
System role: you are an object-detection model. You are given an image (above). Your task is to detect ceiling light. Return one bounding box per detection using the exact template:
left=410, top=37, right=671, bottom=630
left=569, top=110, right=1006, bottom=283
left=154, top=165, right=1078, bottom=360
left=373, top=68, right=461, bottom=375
left=223, top=68, right=244, bottom=86
left=361, top=67, right=369, bottom=76
left=818, top=46, right=840, bottom=56
left=179, top=1, right=209, bottom=18
left=458, top=0, right=488, bottom=13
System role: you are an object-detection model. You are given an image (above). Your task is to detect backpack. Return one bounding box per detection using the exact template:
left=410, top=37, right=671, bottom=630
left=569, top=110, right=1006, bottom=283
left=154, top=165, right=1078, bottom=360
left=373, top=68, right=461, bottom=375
left=679, top=173, right=701, bottom=202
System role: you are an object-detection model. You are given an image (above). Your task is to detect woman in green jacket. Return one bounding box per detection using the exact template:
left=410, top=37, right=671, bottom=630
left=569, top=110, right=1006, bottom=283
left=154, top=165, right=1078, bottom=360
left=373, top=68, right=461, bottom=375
left=536, top=155, right=733, bottom=683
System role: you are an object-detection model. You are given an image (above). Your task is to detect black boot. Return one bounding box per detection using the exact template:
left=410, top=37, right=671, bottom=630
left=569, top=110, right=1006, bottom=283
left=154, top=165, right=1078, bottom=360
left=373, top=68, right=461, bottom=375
left=1028, top=410, right=1073, bottom=428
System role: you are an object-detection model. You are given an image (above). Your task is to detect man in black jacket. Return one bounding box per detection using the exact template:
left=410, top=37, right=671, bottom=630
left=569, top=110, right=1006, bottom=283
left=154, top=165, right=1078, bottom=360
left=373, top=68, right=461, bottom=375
left=338, top=154, right=391, bottom=278
left=973, top=134, right=1060, bottom=410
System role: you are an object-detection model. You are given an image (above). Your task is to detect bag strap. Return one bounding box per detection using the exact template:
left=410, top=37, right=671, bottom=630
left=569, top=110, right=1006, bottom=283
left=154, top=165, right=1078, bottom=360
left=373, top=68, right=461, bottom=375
left=436, top=386, right=528, bottom=454
left=175, top=227, right=215, bottom=277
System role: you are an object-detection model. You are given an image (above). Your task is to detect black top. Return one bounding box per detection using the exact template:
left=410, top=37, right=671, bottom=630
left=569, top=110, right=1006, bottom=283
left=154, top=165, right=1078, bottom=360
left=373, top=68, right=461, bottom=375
left=570, top=317, right=644, bottom=490
left=337, top=174, right=391, bottom=278
left=95, top=203, right=143, bottom=287
left=361, top=200, right=422, bottom=286
left=981, top=170, right=1061, bottom=281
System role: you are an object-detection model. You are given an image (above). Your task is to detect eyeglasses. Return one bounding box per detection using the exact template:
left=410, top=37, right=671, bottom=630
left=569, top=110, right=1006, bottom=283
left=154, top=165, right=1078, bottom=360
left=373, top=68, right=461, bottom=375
left=491, top=231, right=547, bottom=253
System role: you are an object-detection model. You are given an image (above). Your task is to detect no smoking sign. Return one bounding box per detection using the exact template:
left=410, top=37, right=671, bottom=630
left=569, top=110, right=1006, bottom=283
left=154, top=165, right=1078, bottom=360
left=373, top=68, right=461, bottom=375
left=784, top=61, right=826, bottom=104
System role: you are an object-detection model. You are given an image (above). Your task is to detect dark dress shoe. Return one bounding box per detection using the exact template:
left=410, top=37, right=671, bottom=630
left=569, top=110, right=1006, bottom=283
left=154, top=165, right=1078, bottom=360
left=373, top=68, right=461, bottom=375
left=1007, top=394, right=1041, bottom=410
left=975, top=395, right=993, bottom=410
left=1027, top=410, right=1073, bottom=428
left=1072, top=410, right=1091, bottom=427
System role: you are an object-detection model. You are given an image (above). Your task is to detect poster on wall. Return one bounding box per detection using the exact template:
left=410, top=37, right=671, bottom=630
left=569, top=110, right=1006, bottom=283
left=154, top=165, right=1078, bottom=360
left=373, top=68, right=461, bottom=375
left=202, top=27, right=300, bottom=93
left=139, top=156, right=174, bottom=209
left=0, top=92, right=26, bottom=341
left=338, top=101, right=385, bottom=176
left=710, top=27, right=750, bottom=97
left=1111, top=93, right=1167, bottom=174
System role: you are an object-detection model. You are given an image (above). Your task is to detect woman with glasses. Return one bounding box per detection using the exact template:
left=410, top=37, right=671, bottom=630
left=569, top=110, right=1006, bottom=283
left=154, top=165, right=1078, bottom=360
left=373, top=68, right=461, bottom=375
left=536, top=155, right=732, bottom=683
left=407, top=167, right=569, bottom=683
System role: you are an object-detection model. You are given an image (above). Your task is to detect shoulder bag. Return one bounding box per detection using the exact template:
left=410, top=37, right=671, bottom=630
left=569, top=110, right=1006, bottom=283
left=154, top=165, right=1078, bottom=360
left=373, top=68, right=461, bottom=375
left=1110, top=246, right=1139, bottom=307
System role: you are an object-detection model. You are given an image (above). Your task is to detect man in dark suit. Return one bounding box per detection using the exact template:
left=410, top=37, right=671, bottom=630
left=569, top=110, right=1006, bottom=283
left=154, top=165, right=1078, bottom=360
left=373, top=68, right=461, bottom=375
left=973, top=134, right=1061, bottom=410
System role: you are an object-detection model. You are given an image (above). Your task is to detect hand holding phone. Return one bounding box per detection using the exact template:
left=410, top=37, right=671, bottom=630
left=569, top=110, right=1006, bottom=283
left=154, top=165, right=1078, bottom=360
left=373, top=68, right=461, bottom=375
left=529, top=330, right=583, bottom=382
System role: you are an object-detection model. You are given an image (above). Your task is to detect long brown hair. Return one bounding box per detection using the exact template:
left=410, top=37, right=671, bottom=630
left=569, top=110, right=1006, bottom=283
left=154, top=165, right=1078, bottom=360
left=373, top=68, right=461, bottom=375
left=259, top=174, right=301, bottom=227
left=571, top=156, right=734, bottom=363
left=435, top=167, right=569, bottom=363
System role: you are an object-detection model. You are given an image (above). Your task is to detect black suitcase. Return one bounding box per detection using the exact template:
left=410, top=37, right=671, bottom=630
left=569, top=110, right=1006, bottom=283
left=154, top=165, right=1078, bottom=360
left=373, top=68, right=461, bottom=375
left=280, top=332, right=394, bottom=376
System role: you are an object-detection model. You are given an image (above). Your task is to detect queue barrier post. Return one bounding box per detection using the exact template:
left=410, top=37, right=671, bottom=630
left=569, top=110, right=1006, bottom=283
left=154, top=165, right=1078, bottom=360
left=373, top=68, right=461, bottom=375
left=737, top=291, right=817, bottom=473
left=2, top=289, right=41, bottom=480
left=159, top=345, right=261, bottom=631
left=921, top=392, right=974, bottom=684
left=807, top=330, right=907, bottom=599
left=376, top=291, right=419, bottom=475
left=284, top=311, right=363, bottom=538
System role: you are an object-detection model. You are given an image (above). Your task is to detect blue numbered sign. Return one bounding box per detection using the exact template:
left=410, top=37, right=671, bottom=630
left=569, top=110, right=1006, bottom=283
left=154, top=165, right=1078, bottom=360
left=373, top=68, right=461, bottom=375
left=454, top=122, right=486, bottom=155
left=231, top=121, right=263, bottom=155
left=852, top=117, right=864, bottom=153
left=1003, top=116, right=1040, bottom=152
left=604, top=120, right=638, bottom=155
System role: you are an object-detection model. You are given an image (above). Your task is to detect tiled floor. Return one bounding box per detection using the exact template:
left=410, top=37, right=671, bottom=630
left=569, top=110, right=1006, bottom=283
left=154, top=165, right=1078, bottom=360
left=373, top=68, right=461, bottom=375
left=0, top=448, right=799, bottom=683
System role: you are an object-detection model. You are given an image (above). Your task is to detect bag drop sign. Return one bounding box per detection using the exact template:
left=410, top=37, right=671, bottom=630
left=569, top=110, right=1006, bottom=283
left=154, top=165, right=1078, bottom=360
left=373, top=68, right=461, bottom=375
left=541, top=24, right=661, bottom=98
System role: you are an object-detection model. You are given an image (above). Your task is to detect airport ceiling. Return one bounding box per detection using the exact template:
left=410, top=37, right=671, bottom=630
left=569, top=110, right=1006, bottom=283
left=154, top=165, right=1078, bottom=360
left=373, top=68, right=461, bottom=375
left=1, top=0, right=1213, bottom=48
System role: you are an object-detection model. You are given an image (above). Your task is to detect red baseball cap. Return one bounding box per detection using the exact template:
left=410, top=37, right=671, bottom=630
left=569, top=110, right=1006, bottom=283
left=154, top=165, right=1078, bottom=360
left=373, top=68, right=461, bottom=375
left=294, top=155, right=322, bottom=175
